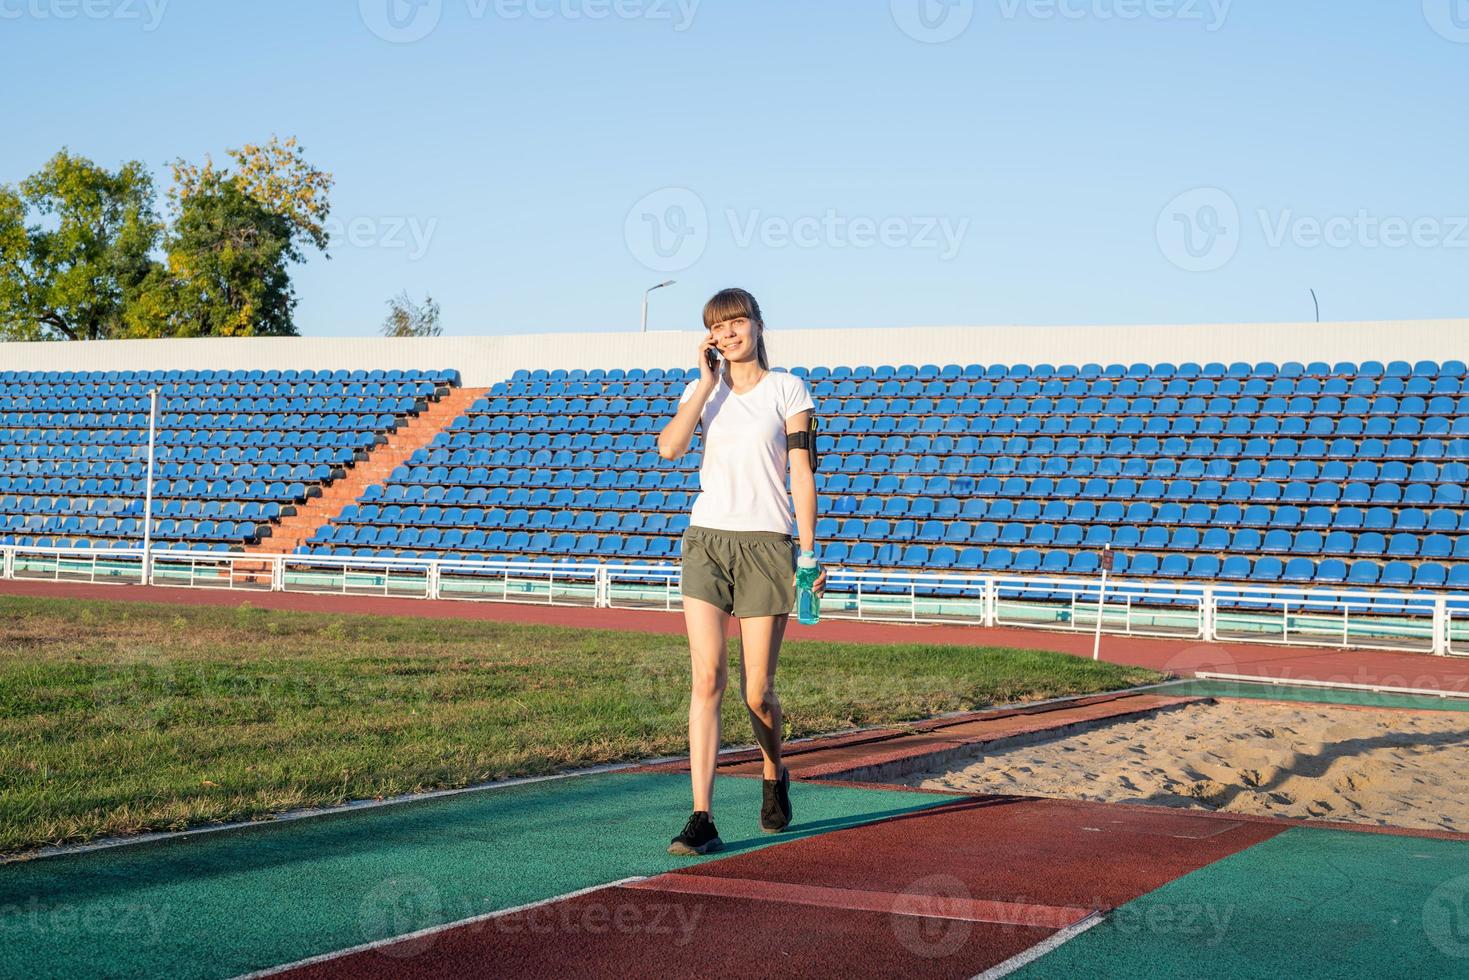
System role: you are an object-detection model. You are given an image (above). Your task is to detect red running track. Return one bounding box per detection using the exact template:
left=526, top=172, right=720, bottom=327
left=6, top=577, right=1467, bottom=691
left=273, top=794, right=1285, bottom=979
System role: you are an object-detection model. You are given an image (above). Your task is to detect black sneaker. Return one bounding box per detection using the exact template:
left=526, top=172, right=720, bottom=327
left=668, top=811, right=723, bottom=856
left=760, top=766, right=792, bottom=833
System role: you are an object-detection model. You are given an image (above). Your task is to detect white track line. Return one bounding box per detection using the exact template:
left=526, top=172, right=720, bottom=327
left=970, top=910, right=1106, bottom=979
left=232, top=876, right=650, bottom=979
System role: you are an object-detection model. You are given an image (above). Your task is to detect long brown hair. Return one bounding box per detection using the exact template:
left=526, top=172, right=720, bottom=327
left=702, top=287, right=769, bottom=370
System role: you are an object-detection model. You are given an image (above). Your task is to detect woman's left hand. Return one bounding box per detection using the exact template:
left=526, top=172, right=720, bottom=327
left=793, top=565, right=827, bottom=596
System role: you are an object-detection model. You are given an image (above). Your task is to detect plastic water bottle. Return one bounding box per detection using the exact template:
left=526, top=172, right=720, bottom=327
left=796, top=554, right=821, bottom=625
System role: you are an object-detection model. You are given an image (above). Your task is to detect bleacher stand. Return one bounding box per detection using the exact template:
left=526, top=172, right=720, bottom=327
left=301, top=359, right=1469, bottom=595
left=0, top=368, right=457, bottom=552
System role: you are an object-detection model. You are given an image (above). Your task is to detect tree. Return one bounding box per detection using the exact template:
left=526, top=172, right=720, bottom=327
left=128, top=136, right=335, bottom=337
left=171, top=135, right=334, bottom=258
left=125, top=172, right=297, bottom=337
left=380, top=291, right=442, bottom=337
left=0, top=150, right=162, bottom=341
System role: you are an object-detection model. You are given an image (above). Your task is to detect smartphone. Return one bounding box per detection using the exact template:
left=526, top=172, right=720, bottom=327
left=705, top=347, right=719, bottom=372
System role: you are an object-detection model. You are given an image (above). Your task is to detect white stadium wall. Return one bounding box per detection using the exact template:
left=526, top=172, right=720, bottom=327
left=1, top=319, right=1465, bottom=387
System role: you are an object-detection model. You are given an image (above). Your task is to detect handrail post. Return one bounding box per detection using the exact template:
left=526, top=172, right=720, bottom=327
left=428, top=561, right=441, bottom=600
left=2, top=545, right=11, bottom=580
left=1433, top=596, right=1448, bottom=657
left=1201, top=586, right=1215, bottom=641
left=272, top=555, right=284, bottom=592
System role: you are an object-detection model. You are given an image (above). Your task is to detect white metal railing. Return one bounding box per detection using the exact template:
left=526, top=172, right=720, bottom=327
left=0, top=544, right=1458, bottom=656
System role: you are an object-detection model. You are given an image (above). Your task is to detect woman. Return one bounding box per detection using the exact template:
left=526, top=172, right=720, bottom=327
left=656, top=287, right=827, bottom=856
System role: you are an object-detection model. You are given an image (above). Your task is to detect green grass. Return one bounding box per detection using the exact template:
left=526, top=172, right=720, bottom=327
left=0, top=594, right=1159, bottom=856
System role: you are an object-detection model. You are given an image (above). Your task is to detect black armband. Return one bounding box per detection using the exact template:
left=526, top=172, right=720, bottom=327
left=786, top=417, right=820, bottom=471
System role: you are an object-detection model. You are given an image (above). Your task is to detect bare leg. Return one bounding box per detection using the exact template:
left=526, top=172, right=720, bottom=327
left=683, top=596, right=732, bottom=814
left=737, top=613, right=789, bottom=780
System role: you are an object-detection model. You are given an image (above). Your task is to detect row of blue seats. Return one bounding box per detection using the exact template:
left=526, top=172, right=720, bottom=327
left=854, top=477, right=1467, bottom=505
left=2, top=431, right=376, bottom=452
left=808, top=379, right=1469, bottom=399
left=881, top=499, right=1465, bottom=532
left=0, top=448, right=350, bottom=468
left=375, top=462, right=1469, bottom=510
left=6, top=404, right=420, bottom=425
left=473, top=399, right=1469, bottom=426
left=320, top=506, right=1466, bottom=558
left=508, top=360, right=1467, bottom=383
left=0, top=498, right=282, bottom=519
left=2, top=537, right=240, bottom=553
left=478, top=382, right=1469, bottom=411
left=0, top=385, right=440, bottom=405
left=363, top=472, right=697, bottom=501
left=0, top=498, right=283, bottom=520
left=0, top=481, right=316, bottom=505
left=2, top=368, right=459, bottom=384
left=449, top=410, right=1469, bottom=443
left=2, top=516, right=258, bottom=541
left=2, top=389, right=432, bottom=409
left=813, top=415, right=1461, bottom=439
left=394, top=451, right=1469, bottom=498
left=5, top=416, right=399, bottom=437
left=414, top=441, right=1469, bottom=486
left=1, top=466, right=331, bottom=491
left=459, top=408, right=1469, bottom=440
left=340, top=490, right=1465, bottom=529
left=464, top=413, right=1469, bottom=449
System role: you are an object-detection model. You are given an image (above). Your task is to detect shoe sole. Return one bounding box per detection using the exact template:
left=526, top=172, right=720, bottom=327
left=668, top=836, right=723, bottom=856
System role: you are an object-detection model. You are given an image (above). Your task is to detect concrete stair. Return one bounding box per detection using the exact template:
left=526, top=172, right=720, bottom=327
left=255, top=385, right=487, bottom=556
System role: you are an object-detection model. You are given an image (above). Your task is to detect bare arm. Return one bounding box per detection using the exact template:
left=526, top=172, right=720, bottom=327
left=657, top=377, right=715, bottom=460
left=787, top=409, right=817, bottom=554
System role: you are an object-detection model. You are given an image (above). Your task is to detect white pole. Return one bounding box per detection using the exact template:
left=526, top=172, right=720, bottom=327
left=1092, top=544, right=1110, bottom=661
left=640, top=279, right=675, bottom=333
left=141, top=389, right=159, bottom=585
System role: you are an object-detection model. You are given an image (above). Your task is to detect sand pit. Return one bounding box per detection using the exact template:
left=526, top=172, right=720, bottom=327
left=899, top=698, right=1469, bottom=833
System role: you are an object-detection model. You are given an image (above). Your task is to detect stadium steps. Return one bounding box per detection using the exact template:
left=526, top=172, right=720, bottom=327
left=255, top=385, right=488, bottom=556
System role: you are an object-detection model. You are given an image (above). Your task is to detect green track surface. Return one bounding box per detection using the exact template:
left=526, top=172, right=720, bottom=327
left=1017, top=826, right=1469, bottom=979
left=1163, top=678, right=1469, bottom=712
left=0, top=771, right=953, bottom=980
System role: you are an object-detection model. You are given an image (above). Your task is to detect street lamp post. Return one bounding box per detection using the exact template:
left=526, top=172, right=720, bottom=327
left=640, top=280, right=676, bottom=333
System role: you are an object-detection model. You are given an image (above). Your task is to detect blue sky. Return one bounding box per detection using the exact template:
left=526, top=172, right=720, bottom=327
left=3, top=1, right=1466, bottom=337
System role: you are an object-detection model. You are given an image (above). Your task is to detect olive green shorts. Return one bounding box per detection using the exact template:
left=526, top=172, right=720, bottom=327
left=680, top=525, right=798, bottom=618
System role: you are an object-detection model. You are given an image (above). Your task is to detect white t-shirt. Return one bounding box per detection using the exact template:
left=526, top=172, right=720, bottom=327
left=678, top=369, right=816, bottom=535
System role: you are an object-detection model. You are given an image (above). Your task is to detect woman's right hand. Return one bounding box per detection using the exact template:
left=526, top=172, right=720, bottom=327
left=697, top=335, right=720, bottom=388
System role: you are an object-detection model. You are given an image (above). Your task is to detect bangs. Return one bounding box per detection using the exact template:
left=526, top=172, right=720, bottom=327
left=702, top=288, right=760, bottom=330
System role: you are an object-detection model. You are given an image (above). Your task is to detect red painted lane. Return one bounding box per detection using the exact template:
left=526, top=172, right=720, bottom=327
left=271, top=794, right=1283, bottom=980
left=623, top=874, right=1094, bottom=930
left=277, top=886, right=1056, bottom=980
left=671, top=795, right=1285, bottom=912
